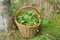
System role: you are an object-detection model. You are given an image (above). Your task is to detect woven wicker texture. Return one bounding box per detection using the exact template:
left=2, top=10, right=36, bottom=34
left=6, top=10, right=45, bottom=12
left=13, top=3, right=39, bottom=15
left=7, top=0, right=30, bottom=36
left=14, top=6, right=41, bottom=38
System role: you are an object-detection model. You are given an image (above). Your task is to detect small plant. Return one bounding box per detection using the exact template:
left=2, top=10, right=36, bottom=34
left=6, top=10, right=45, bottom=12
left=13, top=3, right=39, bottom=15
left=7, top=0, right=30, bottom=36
left=17, top=11, right=39, bottom=26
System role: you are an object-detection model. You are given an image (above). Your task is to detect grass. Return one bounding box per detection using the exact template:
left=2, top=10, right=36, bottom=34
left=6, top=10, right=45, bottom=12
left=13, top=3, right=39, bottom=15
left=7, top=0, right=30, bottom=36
left=11, top=0, right=60, bottom=40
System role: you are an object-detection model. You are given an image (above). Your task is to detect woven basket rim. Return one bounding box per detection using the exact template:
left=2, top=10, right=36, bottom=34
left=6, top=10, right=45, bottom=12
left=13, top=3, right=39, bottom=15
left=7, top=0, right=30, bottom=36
left=14, top=6, right=41, bottom=27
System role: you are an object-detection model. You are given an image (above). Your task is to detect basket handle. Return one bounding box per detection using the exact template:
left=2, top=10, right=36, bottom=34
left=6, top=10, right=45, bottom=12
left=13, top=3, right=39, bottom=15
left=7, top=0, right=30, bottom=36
left=20, top=6, right=40, bottom=15
left=14, top=6, right=41, bottom=20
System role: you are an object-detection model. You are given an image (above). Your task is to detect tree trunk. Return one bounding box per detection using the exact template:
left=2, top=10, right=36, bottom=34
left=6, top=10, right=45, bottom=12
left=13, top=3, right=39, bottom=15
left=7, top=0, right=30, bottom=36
left=0, top=0, right=16, bottom=40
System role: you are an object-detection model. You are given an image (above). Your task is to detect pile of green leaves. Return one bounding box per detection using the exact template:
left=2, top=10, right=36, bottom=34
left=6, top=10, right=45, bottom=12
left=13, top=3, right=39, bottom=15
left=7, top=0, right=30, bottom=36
left=17, top=11, right=39, bottom=26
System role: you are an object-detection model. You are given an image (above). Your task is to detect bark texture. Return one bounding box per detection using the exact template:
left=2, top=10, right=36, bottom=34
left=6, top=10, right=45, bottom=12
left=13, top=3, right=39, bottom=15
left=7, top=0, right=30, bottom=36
left=0, top=0, right=16, bottom=40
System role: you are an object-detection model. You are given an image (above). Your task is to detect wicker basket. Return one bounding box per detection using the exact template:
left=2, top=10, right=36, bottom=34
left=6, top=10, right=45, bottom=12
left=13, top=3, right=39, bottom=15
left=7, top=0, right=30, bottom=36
left=14, top=6, right=41, bottom=38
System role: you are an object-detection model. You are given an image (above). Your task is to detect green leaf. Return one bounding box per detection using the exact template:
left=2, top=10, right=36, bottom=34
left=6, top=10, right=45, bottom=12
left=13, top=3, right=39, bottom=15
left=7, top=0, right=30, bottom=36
left=17, top=11, right=39, bottom=26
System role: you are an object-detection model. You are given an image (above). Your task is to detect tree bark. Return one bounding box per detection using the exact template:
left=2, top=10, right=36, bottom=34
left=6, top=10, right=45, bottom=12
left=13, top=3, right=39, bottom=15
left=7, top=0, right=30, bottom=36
left=0, top=0, right=16, bottom=40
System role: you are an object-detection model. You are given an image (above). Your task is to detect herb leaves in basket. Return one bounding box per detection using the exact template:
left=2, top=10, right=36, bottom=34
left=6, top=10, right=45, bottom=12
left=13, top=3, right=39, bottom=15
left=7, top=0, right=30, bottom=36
left=17, top=11, right=39, bottom=26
